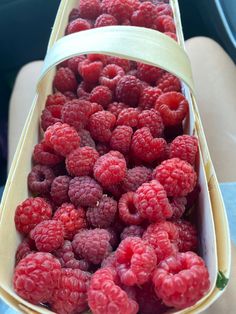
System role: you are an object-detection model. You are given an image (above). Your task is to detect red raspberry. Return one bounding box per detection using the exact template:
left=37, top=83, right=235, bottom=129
left=120, top=225, right=144, bottom=240
left=53, top=203, right=86, bottom=240
left=79, top=0, right=101, bottom=19
left=96, top=142, right=110, bottom=156
left=95, top=13, right=118, bottom=27
left=86, top=195, right=117, bottom=228
left=107, top=56, right=131, bottom=72
left=61, top=100, right=87, bottom=131
left=165, top=31, right=177, bottom=41
left=131, top=127, right=167, bottom=163
left=115, top=237, right=157, bottom=286
left=28, top=165, right=55, bottom=195
left=88, top=54, right=108, bottom=66
left=138, top=109, right=164, bottom=137
left=67, top=18, right=91, bottom=34
left=66, top=146, right=99, bottom=176
left=118, top=191, right=143, bottom=225
left=154, top=15, right=176, bottom=33
left=77, top=81, right=96, bottom=99
left=68, top=176, right=103, bottom=207
left=15, top=237, right=35, bottom=264
left=53, top=67, right=77, bottom=93
left=30, top=220, right=64, bottom=252
left=33, top=141, right=63, bottom=166
left=40, top=104, right=63, bottom=131
left=116, top=75, right=143, bottom=106
left=100, top=64, right=125, bottom=91
left=89, top=85, right=113, bottom=108
left=88, top=267, right=139, bottom=314
left=44, top=122, right=80, bottom=157
left=153, top=158, right=197, bottom=197
left=116, top=108, right=140, bottom=128
left=155, top=92, right=189, bottom=126
left=170, top=196, right=187, bottom=219
left=139, top=86, right=162, bottom=110
left=67, top=55, right=86, bottom=74
left=156, top=2, right=173, bottom=17
left=170, top=135, right=198, bottom=165
left=107, top=0, right=139, bottom=22
left=134, top=180, right=173, bottom=222
left=69, top=8, right=80, bottom=21
left=78, top=59, right=103, bottom=83
left=50, top=175, right=70, bottom=205
left=131, top=1, right=157, bottom=28
left=63, top=90, right=77, bottom=99
left=51, top=268, right=91, bottom=314
left=94, top=151, right=127, bottom=186
left=78, top=129, right=96, bottom=148
left=45, top=92, right=67, bottom=107
left=72, top=229, right=112, bottom=264
left=13, top=252, right=61, bottom=304
left=156, top=72, right=181, bottom=93
left=110, top=126, right=133, bottom=154
left=88, top=111, right=116, bottom=143
left=107, top=102, right=128, bottom=117
left=153, top=252, right=210, bottom=309
left=174, top=219, right=198, bottom=252
left=122, top=166, right=152, bottom=192
left=137, top=63, right=163, bottom=84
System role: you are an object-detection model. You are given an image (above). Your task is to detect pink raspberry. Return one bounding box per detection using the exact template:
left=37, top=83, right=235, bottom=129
left=137, top=109, right=164, bottom=137
left=100, top=64, right=125, bottom=91
left=79, top=0, right=101, bottom=19
left=67, top=55, right=86, bottom=74
left=116, top=75, right=143, bottom=106
left=78, top=59, right=103, bottom=83
left=61, top=100, right=88, bottom=130
left=40, top=104, right=63, bottom=131
left=95, top=13, right=118, bottom=27
left=53, top=67, right=77, bottom=93
left=110, top=126, right=133, bottom=154
left=139, top=86, right=162, bottom=110
left=174, top=219, right=198, bottom=252
left=137, top=63, right=163, bottom=84
left=50, top=175, right=70, bottom=205
left=156, top=72, right=181, bottom=93
left=33, top=141, right=63, bottom=166
left=78, top=129, right=96, bottom=148
left=28, top=165, right=55, bottom=195
left=154, top=15, right=176, bottom=33
left=107, top=0, right=139, bottom=22
left=120, top=225, right=144, bottom=240
left=170, top=135, right=198, bottom=165
left=45, top=92, right=67, bottom=107
left=122, top=166, right=152, bottom=192
left=131, top=1, right=157, bottom=28
left=107, top=102, right=128, bottom=117
left=118, top=191, right=143, bottom=225
left=116, top=108, right=140, bottom=128
left=170, top=196, right=187, bottom=219
left=89, top=85, right=113, bottom=108
left=67, top=18, right=91, bottom=34
left=107, top=56, right=131, bottom=72
left=88, top=111, right=116, bottom=143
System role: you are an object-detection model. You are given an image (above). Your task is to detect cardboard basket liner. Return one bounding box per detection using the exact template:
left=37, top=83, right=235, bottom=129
left=0, top=0, right=231, bottom=313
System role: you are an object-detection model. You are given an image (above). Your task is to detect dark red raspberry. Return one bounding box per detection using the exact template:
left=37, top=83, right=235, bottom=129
left=78, top=129, right=96, bottom=148
left=53, top=67, right=77, bottom=93
left=28, top=165, right=55, bottom=195
left=45, top=92, right=68, bottom=107
left=88, top=267, right=139, bottom=314
left=107, top=56, right=131, bottom=72
left=44, top=122, right=80, bottom=157
left=153, top=252, right=210, bottom=309
left=88, top=111, right=116, bottom=143
left=170, top=135, right=198, bottom=165
left=137, top=63, right=163, bottom=84
left=100, top=64, right=125, bottom=91
left=78, top=59, right=103, bottom=83
left=153, top=158, right=197, bottom=197
left=79, top=0, right=101, bottom=19
left=61, top=100, right=87, bottom=130
left=120, top=225, right=144, bottom=240
left=30, top=220, right=64, bottom=252
left=68, top=176, right=103, bottom=207
left=95, top=13, right=118, bottom=27
left=66, top=146, right=99, bottom=176
left=96, top=142, right=110, bottom=156
left=86, top=195, right=117, bottom=228
left=89, top=85, right=113, bottom=108
left=118, top=191, right=143, bottom=225
left=94, top=151, right=127, bottom=186
left=69, top=8, right=80, bottom=21
left=156, top=2, right=173, bottom=17
left=156, top=72, right=181, bottom=93
left=41, top=104, right=63, bottom=131
left=122, top=166, right=152, bottom=192
left=15, top=237, right=35, bottom=264
left=116, top=75, right=143, bottom=106
left=13, top=252, right=61, bottom=304
left=105, top=183, right=124, bottom=200
left=67, top=18, right=91, bottom=34
left=138, top=109, right=164, bottom=137
left=134, top=180, right=173, bottom=222
left=33, top=141, right=63, bottom=166
left=67, top=55, right=86, bottom=74
left=107, top=227, right=119, bottom=248
left=131, top=127, right=167, bottom=163
left=107, top=102, right=128, bottom=117
left=115, top=237, right=157, bottom=286
left=131, top=1, right=157, bottom=28
left=110, top=126, right=133, bottom=154
left=164, top=31, right=177, bottom=41
left=139, top=86, right=162, bottom=110
left=155, top=92, right=189, bottom=126
left=50, top=175, right=70, bottom=205
left=170, top=196, right=187, bottom=219
left=154, top=15, right=176, bottom=33
left=77, top=81, right=96, bottom=99
left=51, top=268, right=91, bottom=314
left=174, top=219, right=198, bottom=252
left=72, top=229, right=112, bottom=264
left=186, top=184, right=201, bottom=210
left=116, top=108, right=140, bottom=128
left=101, top=252, right=117, bottom=268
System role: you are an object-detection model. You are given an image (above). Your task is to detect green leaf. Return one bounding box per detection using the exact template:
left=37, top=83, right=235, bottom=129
left=216, top=271, right=229, bottom=290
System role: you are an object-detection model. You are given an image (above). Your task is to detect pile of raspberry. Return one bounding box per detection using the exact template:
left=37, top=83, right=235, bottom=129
left=13, top=1, right=210, bottom=314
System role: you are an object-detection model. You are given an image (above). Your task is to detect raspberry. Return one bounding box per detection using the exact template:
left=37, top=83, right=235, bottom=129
left=139, top=86, right=162, bottom=110
left=44, top=122, right=80, bottom=157
left=137, top=63, right=163, bottom=85
left=152, top=252, right=210, bottom=309
left=79, top=0, right=101, bottom=19
left=66, top=146, right=99, bottom=177
left=15, top=238, right=35, bottom=264
left=50, top=175, right=70, bottom=205
left=78, top=129, right=96, bottom=148
left=72, top=229, right=112, bottom=264
left=86, top=195, right=117, bottom=228
left=40, top=104, right=63, bottom=131
left=170, top=196, right=187, bottom=219
left=63, top=91, right=77, bottom=99
left=155, top=92, right=189, bottom=126
left=156, top=72, right=181, bottom=93
left=28, top=165, right=55, bottom=195
left=96, top=142, right=110, bottom=156
left=118, top=192, right=143, bottom=225
left=30, top=220, right=64, bottom=252
left=156, top=2, right=173, bottom=17
left=94, top=151, right=127, bottom=186
left=116, top=75, right=143, bottom=106
left=131, top=127, right=167, bottom=163
left=154, top=15, right=176, bottom=33
left=89, top=85, right=113, bottom=108
left=51, top=268, right=91, bottom=314
left=53, top=67, right=77, bottom=93
left=88, top=54, right=108, bottom=66
left=153, top=158, right=197, bottom=197
left=68, top=8, right=80, bottom=21
left=122, top=166, right=152, bottom=192
left=88, top=267, right=139, bottom=314
left=131, top=1, right=157, bottom=28
left=13, top=252, right=61, bottom=304
left=107, top=56, right=131, bottom=72
left=67, top=55, right=86, bottom=74
left=33, top=141, right=63, bottom=166
left=174, top=219, right=198, bottom=252
left=107, top=102, right=128, bottom=117
left=100, top=64, right=125, bottom=91
left=138, top=109, right=164, bottom=137
left=78, top=59, right=103, bottom=83
left=105, top=183, right=124, bottom=199
left=120, top=225, right=144, bottom=240
left=68, top=176, right=103, bottom=207
left=67, top=18, right=91, bottom=34
left=45, top=92, right=67, bottom=107
left=165, top=31, right=177, bottom=41
left=61, top=100, right=87, bottom=130
left=88, top=111, right=116, bottom=143
left=116, top=108, right=140, bottom=128
left=95, top=13, right=118, bottom=27
left=101, top=252, right=117, bottom=268
left=77, top=81, right=96, bottom=99
left=115, top=237, right=157, bottom=286
left=170, top=135, right=198, bottom=165
left=110, top=126, right=133, bottom=154
left=107, top=0, right=139, bottom=22
left=134, top=180, right=173, bottom=222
